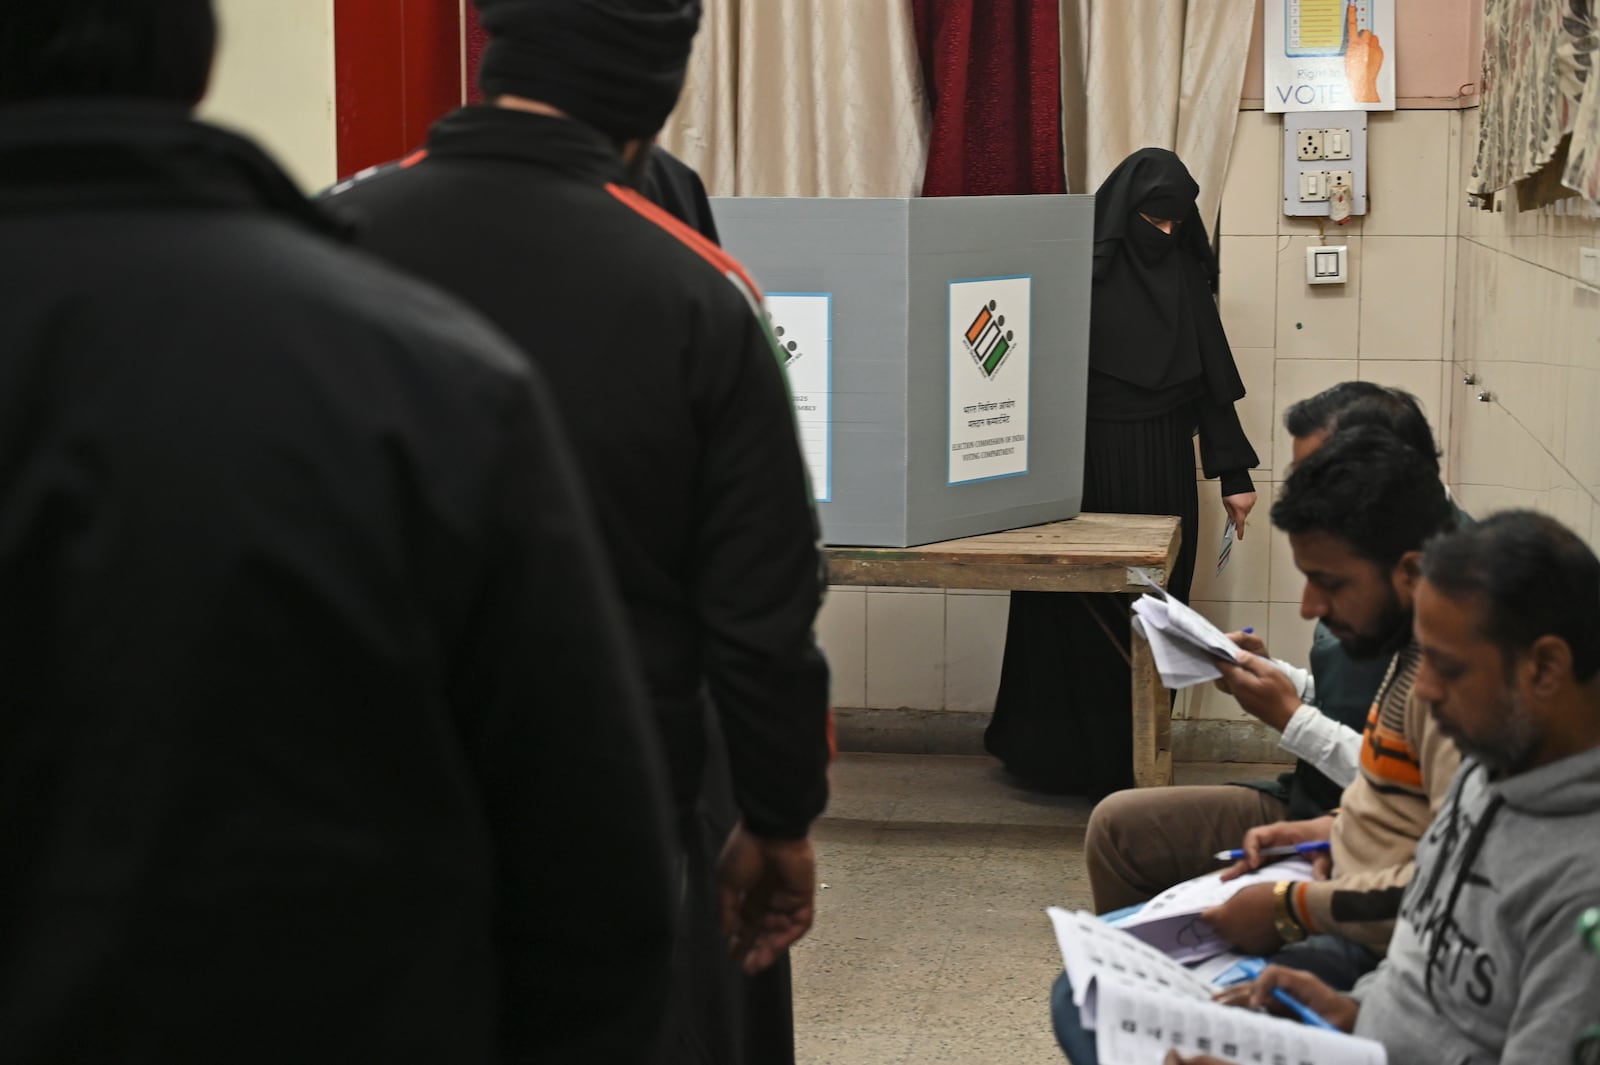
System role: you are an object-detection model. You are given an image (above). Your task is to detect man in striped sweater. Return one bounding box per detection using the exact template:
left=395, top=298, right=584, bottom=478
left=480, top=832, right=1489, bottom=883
left=1197, top=426, right=1462, bottom=984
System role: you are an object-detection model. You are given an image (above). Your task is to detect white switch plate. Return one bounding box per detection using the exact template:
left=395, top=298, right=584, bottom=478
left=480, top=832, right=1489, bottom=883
left=1324, top=129, right=1352, bottom=160
left=1581, top=247, right=1600, bottom=286
left=1284, top=112, right=1368, bottom=217
left=1306, top=245, right=1348, bottom=285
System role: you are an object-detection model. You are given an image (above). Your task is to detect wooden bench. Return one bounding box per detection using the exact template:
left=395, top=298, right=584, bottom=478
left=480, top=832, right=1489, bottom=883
left=824, top=513, right=1182, bottom=787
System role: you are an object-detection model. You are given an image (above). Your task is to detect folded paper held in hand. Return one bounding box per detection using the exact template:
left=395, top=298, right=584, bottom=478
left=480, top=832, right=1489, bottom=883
left=1127, top=571, right=1242, bottom=690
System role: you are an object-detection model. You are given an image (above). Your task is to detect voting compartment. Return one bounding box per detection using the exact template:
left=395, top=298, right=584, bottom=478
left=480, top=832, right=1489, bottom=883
left=712, top=195, right=1093, bottom=547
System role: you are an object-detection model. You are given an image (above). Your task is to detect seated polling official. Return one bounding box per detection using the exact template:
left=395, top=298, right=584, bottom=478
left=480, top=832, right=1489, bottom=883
left=1227, top=385, right=1454, bottom=795
left=1087, top=428, right=1461, bottom=993
left=0, top=2, right=680, bottom=1062
left=1087, top=393, right=1453, bottom=910
left=1165, top=510, right=1600, bottom=1065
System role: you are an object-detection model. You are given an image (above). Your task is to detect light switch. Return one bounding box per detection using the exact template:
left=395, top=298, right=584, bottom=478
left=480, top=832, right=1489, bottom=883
left=1306, top=245, right=1348, bottom=285
left=1581, top=247, right=1600, bottom=286
left=1298, top=170, right=1331, bottom=202
left=1324, top=128, right=1352, bottom=160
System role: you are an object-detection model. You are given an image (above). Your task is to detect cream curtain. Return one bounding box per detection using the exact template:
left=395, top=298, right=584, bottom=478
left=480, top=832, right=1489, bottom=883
left=659, top=0, right=739, bottom=196
left=660, top=0, right=930, bottom=197
left=1061, top=0, right=1256, bottom=233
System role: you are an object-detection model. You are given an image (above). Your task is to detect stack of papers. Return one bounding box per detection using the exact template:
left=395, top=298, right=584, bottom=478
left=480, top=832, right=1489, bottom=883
left=1047, top=908, right=1388, bottom=1065
left=1129, top=573, right=1242, bottom=689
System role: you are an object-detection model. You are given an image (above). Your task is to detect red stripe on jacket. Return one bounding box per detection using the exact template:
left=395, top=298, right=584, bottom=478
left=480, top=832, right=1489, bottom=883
left=604, top=183, right=763, bottom=303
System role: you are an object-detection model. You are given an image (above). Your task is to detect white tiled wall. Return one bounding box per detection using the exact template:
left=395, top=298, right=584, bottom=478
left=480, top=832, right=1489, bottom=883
left=820, top=109, right=1469, bottom=721
left=1449, top=110, right=1600, bottom=552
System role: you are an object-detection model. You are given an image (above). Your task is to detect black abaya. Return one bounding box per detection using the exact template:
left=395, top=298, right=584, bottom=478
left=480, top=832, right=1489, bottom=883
left=984, top=148, right=1258, bottom=796
left=985, top=407, right=1199, bottom=796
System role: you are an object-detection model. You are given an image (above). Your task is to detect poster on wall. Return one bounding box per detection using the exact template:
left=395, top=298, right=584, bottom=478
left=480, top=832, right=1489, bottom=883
left=1264, top=0, right=1395, bottom=113
left=766, top=294, right=832, bottom=502
left=948, top=276, right=1030, bottom=486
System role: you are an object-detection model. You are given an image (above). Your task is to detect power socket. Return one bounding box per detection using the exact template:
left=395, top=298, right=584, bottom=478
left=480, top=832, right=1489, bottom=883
left=1324, top=128, right=1352, bottom=160
left=1296, top=129, right=1325, bottom=161
left=1298, top=171, right=1331, bottom=202
left=1329, top=170, right=1354, bottom=194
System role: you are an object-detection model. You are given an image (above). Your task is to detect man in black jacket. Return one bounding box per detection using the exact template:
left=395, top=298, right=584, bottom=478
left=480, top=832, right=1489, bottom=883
left=0, top=2, right=678, bottom=1062
left=327, top=1, right=833, bottom=1061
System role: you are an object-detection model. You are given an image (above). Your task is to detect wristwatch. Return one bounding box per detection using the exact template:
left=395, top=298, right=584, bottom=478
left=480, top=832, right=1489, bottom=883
left=1273, top=880, right=1308, bottom=944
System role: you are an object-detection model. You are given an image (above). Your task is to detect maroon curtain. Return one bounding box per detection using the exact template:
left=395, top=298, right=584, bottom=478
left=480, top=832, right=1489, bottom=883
left=911, top=0, right=1065, bottom=196
left=465, top=4, right=487, bottom=104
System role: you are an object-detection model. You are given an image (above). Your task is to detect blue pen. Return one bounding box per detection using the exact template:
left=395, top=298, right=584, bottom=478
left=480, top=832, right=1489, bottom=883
left=1213, top=840, right=1330, bottom=862
left=1217, top=958, right=1340, bottom=1032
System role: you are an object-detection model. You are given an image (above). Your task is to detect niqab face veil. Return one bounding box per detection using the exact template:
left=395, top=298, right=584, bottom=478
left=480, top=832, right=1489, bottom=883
left=1087, top=147, right=1244, bottom=405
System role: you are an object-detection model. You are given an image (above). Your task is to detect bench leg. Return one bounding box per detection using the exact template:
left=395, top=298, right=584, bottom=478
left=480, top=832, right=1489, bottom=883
left=1130, top=628, right=1173, bottom=787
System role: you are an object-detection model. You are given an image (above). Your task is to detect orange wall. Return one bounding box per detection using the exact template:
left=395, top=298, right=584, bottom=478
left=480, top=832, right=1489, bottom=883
left=1241, top=0, right=1482, bottom=109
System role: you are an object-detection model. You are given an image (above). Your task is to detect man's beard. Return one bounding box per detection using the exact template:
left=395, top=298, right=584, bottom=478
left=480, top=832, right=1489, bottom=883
left=1445, top=689, right=1542, bottom=776
left=1334, top=592, right=1412, bottom=660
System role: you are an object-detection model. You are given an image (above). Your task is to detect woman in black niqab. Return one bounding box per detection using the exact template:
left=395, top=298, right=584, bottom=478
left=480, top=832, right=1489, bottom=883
left=984, top=148, right=1259, bottom=797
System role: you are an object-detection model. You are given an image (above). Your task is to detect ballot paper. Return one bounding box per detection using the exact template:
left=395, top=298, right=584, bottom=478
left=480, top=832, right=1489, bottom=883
left=1047, top=907, right=1214, bottom=1027
left=1110, top=859, right=1318, bottom=964
left=1047, top=908, right=1387, bottom=1065
left=1128, top=574, right=1243, bottom=689
left=1093, top=975, right=1388, bottom=1065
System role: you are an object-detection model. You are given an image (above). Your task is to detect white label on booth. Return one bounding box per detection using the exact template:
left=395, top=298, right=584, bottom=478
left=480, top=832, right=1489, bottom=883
left=767, top=293, right=832, bottom=502
left=948, top=276, right=1030, bottom=485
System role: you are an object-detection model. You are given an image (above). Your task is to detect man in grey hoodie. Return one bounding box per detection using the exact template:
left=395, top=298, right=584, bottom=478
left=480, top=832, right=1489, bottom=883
left=1173, top=509, right=1600, bottom=1065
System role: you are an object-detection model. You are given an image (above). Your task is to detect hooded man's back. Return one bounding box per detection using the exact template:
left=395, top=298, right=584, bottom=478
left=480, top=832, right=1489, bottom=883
left=0, top=96, right=678, bottom=1064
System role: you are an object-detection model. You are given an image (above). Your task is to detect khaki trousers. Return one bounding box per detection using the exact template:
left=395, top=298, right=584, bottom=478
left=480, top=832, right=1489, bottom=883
left=1085, top=785, right=1290, bottom=913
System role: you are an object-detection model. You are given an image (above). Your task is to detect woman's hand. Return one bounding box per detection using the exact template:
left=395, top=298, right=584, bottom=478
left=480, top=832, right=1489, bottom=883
left=1222, top=491, right=1257, bottom=541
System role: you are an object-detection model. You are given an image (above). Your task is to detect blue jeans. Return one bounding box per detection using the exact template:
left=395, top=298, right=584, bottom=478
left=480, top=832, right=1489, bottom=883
left=1049, top=936, right=1378, bottom=1063
left=1050, top=971, right=1099, bottom=1064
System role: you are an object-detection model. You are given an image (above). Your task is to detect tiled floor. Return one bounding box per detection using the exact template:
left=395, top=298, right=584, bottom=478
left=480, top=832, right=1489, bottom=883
left=791, top=754, right=1273, bottom=1064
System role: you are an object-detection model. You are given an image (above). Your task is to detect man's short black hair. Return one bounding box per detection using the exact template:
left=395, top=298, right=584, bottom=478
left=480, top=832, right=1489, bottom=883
left=0, top=0, right=216, bottom=105
left=1271, top=424, right=1456, bottom=570
left=1283, top=381, right=1440, bottom=474
left=1421, top=510, right=1600, bottom=683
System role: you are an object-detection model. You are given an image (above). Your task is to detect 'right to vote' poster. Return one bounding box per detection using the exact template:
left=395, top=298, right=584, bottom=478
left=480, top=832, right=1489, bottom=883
left=1265, top=0, right=1395, bottom=113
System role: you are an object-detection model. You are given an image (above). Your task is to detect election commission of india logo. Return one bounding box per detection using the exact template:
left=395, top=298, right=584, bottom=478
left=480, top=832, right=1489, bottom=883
left=765, top=309, right=804, bottom=367
left=962, top=299, right=1017, bottom=379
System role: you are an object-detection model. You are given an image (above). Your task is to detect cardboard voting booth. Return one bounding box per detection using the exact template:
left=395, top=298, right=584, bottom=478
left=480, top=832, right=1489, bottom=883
left=712, top=195, right=1093, bottom=547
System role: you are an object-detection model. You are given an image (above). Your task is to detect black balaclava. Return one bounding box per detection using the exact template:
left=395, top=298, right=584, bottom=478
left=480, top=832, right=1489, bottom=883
left=1087, top=147, right=1244, bottom=404
left=475, top=0, right=701, bottom=143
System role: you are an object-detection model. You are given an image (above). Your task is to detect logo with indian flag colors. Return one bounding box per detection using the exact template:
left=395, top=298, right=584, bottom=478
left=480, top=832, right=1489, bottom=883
left=962, top=299, right=1018, bottom=379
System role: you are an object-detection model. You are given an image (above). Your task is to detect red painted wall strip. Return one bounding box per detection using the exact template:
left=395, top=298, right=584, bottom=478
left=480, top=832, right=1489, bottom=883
left=465, top=3, right=486, bottom=104
left=334, top=0, right=464, bottom=179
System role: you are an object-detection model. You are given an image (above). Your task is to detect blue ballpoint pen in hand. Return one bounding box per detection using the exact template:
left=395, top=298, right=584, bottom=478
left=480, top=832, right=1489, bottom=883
left=1212, top=840, right=1332, bottom=862
left=1218, top=957, right=1341, bottom=1032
